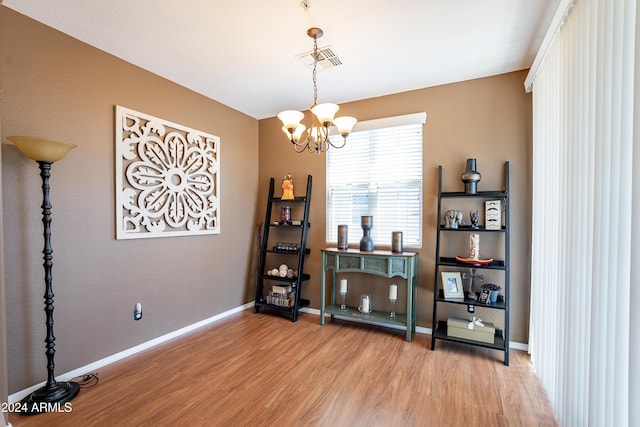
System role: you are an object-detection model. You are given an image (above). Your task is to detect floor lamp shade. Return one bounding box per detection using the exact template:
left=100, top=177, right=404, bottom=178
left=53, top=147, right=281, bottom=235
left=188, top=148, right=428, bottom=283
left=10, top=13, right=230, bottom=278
left=7, top=136, right=76, bottom=162
left=8, top=135, right=79, bottom=414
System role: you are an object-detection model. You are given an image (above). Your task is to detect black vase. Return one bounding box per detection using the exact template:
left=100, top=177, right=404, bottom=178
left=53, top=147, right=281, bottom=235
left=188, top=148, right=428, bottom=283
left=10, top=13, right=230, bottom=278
left=359, top=216, right=374, bottom=252
left=461, top=158, right=481, bottom=194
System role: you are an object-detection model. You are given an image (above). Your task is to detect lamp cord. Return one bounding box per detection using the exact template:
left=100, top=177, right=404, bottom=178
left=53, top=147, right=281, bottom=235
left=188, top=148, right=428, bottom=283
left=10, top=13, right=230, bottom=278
left=71, top=372, right=100, bottom=388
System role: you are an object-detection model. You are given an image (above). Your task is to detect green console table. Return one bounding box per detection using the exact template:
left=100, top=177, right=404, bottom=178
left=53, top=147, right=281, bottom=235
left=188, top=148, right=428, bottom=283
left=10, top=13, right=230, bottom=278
left=320, top=248, right=418, bottom=341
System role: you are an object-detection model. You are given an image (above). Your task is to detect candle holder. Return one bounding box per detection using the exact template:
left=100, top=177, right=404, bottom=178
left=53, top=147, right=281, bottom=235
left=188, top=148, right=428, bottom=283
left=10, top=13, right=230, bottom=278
left=391, top=231, right=403, bottom=253
left=358, top=294, right=372, bottom=315
left=339, top=290, right=347, bottom=311
left=339, top=278, right=348, bottom=310
left=337, top=224, right=348, bottom=250
left=280, top=206, right=291, bottom=224
left=389, top=298, right=397, bottom=319
left=388, top=282, right=398, bottom=318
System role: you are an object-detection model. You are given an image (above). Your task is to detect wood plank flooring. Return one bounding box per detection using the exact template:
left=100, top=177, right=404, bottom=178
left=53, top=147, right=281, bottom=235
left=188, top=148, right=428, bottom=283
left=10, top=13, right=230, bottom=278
left=9, top=310, right=557, bottom=426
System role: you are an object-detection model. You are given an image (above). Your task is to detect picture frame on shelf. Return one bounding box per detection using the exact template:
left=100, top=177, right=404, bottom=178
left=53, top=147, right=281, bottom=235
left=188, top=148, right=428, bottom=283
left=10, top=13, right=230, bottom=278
left=478, top=288, right=491, bottom=304
left=441, top=272, right=464, bottom=299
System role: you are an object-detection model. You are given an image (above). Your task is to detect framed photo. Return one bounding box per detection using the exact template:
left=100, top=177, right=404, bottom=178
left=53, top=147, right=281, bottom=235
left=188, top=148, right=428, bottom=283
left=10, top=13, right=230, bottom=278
left=441, top=272, right=464, bottom=299
left=478, top=288, right=491, bottom=304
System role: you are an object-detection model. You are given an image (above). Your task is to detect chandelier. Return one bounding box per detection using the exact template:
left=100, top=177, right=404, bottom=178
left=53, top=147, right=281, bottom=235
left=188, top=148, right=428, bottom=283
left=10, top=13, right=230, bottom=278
left=278, top=27, right=357, bottom=153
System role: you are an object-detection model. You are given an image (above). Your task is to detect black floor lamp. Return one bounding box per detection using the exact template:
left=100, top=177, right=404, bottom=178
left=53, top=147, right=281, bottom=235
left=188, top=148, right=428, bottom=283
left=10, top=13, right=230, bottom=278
left=8, top=136, right=79, bottom=415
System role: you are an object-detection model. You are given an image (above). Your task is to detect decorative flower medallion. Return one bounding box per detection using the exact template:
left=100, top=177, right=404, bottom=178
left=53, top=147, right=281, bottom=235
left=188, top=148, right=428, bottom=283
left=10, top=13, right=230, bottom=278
left=115, top=106, right=220, bottom=239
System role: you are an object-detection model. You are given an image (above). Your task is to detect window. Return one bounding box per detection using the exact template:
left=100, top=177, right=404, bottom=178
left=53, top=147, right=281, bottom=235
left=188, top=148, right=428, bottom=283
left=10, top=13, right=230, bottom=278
left=326, top=112, right=426, bottom=248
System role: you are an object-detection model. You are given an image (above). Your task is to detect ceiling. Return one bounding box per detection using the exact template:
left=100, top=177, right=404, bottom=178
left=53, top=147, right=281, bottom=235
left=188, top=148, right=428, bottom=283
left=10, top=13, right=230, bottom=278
left=3, top=0, right=558, bottom=119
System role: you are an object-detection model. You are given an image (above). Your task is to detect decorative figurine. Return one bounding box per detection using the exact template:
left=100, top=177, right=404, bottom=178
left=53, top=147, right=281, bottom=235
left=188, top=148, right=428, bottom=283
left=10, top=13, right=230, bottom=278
left=470, top=233, right=480, bottom=260
left=444, top=210, right=464, bottom=229
left=281, top=173, right=294, bottom=200
left=470, top=210, right=479, bottom=229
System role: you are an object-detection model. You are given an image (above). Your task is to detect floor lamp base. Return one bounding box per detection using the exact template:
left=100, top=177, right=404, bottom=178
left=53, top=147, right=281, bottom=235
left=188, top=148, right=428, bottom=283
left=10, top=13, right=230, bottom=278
left=19, top=381, right=80, bottom=415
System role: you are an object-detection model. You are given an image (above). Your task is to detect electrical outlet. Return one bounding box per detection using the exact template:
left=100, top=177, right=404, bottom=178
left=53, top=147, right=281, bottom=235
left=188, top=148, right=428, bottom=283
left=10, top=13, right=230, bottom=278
left=133, top=302, right=142, bottom=320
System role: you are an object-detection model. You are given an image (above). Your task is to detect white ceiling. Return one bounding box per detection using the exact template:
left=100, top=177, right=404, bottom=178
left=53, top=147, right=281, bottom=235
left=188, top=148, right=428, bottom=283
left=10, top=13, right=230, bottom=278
left=3, top=0, right=558, bottom=119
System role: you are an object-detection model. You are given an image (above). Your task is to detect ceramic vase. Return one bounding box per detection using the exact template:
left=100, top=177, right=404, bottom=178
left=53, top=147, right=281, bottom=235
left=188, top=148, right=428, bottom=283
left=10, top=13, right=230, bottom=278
left=461, top=158, right=481, bottom=194
left=359, top=216, right=374, bottom=252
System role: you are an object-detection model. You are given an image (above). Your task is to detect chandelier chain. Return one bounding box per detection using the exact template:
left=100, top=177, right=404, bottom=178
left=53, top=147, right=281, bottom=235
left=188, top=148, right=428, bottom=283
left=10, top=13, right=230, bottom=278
left=312, top=36, right=318, bottom=106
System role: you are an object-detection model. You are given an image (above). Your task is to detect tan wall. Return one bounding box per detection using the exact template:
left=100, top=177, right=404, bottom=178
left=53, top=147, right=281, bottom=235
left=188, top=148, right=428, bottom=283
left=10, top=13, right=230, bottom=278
left=1, top=7, right=259, bottom=393
left=259, top=70, right=532, bottom=343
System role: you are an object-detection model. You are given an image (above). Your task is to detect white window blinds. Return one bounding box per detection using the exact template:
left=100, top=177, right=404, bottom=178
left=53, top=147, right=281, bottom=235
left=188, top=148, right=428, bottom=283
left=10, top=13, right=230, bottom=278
left=326, top=113, right=426, bottom=248
left=527, top=0, right=639, bottom=425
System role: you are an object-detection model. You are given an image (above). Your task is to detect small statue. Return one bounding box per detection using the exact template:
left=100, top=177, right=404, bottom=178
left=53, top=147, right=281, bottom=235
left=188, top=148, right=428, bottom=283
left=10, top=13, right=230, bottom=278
left=444, top=210, right=463, bottom=229
left=470, top=210, right=479, bottom=229
left=470, top=233, right=480, bottom=260
left=281, top=173, right=294, bottom=200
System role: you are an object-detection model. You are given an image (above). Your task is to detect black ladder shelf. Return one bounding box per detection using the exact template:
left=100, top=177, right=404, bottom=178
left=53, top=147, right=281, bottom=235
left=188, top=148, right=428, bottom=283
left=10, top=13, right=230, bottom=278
left=254, top=175, right=312, bottom=322
left=430, top=162, right=510, bottom=365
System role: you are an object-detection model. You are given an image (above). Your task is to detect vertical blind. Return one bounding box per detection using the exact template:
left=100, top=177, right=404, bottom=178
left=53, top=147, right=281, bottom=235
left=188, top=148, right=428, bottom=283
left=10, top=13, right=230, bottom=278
left=526, top=0, right=639, bottom=425
left=326, top=113, right=426, bottom=248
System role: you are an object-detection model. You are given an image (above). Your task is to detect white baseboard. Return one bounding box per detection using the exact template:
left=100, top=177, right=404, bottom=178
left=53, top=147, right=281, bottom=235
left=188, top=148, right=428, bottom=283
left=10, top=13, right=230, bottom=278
left=10, top=302, right=528, bottom=401
left=510, top=341, right=529, bottom=351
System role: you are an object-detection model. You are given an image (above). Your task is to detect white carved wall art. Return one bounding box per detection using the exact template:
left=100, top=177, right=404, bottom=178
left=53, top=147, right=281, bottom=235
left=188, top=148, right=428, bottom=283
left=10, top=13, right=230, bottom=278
left=115, top=106, right=220, bottom=239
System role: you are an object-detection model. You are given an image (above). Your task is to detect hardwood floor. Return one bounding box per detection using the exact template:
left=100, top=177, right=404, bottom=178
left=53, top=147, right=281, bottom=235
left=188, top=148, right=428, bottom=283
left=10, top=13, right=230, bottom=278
left=9, top=310, right=557, bottom=426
